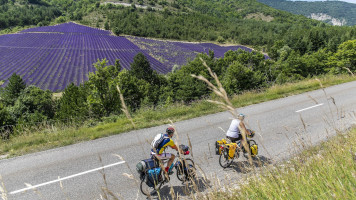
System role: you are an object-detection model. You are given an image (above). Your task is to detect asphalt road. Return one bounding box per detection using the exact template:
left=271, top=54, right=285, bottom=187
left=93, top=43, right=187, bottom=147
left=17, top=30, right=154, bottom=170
left=1, top=81, right=356, bottom=200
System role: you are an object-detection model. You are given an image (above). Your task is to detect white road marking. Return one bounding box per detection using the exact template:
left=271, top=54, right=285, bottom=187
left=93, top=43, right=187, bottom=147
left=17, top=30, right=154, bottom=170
left=9, top=161, right=126, bottom=195
left=295, top=103, right=324, bottom=113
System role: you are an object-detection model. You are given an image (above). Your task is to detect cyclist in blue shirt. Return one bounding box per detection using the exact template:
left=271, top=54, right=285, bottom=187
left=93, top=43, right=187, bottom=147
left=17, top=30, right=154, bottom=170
left=151, top=127, right=179, bottom=174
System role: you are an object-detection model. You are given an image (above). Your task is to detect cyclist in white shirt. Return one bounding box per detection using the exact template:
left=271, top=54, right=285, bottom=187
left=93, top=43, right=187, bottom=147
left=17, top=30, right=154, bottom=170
left=226, top=113, right=251, bottom=146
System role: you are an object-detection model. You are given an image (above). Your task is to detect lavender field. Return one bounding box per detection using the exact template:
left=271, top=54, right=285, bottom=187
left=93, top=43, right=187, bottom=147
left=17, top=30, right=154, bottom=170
left=0, top=22, right=256, bottom=91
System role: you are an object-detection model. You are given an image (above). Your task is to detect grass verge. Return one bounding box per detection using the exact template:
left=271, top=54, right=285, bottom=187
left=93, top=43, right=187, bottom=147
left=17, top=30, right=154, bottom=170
left=205, top=127, right=356, bottom=199
left=0, top=74, right=355, bottom=158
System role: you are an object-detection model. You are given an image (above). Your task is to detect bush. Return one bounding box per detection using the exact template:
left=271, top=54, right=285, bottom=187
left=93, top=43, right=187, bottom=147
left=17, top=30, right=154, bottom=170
left=11, top=86, right=54, bottom=123
left=222, top=62, right=265, bottom=95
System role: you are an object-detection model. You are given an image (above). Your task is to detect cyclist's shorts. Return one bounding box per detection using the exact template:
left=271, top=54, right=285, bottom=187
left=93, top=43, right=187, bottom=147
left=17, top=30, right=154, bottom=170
left=227, top=135, right=242, bottom=143
left=151, top=152, right=172, bottom=160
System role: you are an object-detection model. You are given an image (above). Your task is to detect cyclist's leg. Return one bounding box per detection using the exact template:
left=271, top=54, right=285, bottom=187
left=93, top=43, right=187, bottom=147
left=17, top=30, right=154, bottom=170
left=163, top=153, right=175, bottom=172
left=237, top=134, right=248, bottom=153
left=154, top=153, right=174, bottom=172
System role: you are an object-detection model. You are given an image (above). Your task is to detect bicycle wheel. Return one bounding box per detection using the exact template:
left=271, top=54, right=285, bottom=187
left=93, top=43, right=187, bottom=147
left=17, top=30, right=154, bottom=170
left=176, top=158, right=196, bottom=182
left=140, top=175, right=163, bottom=196
left=219, top=148, right=234, bottom=168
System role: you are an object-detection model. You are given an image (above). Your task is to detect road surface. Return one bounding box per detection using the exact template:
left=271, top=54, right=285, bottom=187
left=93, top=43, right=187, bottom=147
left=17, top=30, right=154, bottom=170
left=1, top=81, right=355, bottom=199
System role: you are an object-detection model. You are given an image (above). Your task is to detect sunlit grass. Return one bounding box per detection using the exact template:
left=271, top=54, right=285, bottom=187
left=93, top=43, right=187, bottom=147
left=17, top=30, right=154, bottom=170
left=0, top=74, right=355, bottom=158
left=205, top=128, right=356, bottom=199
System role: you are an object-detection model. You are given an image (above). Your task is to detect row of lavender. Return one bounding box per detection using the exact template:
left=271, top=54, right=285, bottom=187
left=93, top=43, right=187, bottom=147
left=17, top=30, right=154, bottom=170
left=20, top=22, right=111, bottom=35
left=0, top=33, right=139, bottom=50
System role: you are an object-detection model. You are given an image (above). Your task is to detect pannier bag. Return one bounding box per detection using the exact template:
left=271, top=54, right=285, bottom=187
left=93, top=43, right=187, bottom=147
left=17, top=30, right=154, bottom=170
left=215, top=139, right=227, bottom=155
left=146, top=167, right=162, bottom=187
left=136, top=158, right=158, bottom=179
left=250, top=144, right=258, bottom=156
left=227, top=143, right=237, bottom=159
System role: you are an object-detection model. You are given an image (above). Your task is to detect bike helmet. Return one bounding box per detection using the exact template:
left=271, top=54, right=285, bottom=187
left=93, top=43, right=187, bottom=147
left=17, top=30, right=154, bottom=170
left=238, top=113, right=245, bottom=120
left=166, top=127, right=175, bottom=135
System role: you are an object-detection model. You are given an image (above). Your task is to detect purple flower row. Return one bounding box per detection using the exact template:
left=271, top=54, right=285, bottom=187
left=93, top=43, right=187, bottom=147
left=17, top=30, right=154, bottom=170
left=0, top=33, right=139, bottom=50
left=20, top=22, right=111, bottom=35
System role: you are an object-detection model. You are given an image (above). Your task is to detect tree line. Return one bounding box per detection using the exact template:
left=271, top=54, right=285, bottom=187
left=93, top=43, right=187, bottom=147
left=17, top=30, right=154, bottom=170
left=1, top=39, right=355, bottom=139
left=0, top=0, right=98, bottom=30
left=102, top=1, right=356, bottom=57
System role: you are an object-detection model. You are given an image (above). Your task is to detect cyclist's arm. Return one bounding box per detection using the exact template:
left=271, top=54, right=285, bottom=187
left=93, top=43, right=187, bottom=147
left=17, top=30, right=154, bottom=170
left=171, top=145, right=185, bottom=154
left=171, top=145, right=178, bottom=151
left=168, top=139, right=180, bottom=152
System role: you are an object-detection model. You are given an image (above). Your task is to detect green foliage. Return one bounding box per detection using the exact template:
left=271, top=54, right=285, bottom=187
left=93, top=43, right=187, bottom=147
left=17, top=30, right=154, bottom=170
left=56, top=83, right=89, bottom=121
left=0, top=0, right=62, bottom=29
left=328, top=40, right=356, bottom=73
left=55, top=16, right=67, bottom=23
left=0, top=0, right=99, bottom=29
left=86, top=59, right=121, bottom=117
left=222, top=62, right=260, bottom=95
left=0, top=103, right=15, bottom=140
left=117, top=69, right=148, bottom=110
left=0, top=73, right=26, bottom=106
left=104, top=20, right=109, bottom=30
left=167, top=54, right=212, bottom=102
left=216, top=36, right=225, bottom=44
left=11, top=85, right=54, bottom=123
left=128, top=53, right=167, bottom=107
left=129, top=52, right=155, bottom=83
left=103, top=0, right=356, bottom=59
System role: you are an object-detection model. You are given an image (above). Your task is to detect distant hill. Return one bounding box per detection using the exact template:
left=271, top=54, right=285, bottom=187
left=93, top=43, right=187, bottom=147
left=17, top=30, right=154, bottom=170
left=257, top=0, right=356, bottom=26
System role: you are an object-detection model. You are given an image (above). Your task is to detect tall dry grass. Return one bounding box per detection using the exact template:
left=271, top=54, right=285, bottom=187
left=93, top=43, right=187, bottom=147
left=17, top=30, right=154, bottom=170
left=191, top=58, right=253, bottom=164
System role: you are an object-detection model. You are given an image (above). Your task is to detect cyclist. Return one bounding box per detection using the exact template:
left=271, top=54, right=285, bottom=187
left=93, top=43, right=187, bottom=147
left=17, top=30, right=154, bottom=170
left=226, top=113, right=251, bottom=150
left=151, top=126, right=179, bottom=174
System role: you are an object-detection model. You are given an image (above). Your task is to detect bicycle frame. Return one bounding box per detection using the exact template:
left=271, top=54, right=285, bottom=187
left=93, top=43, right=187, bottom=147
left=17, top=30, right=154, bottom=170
left=219, top=137, right=258, bottom=168
left=140, top=147, right=195, bottom=196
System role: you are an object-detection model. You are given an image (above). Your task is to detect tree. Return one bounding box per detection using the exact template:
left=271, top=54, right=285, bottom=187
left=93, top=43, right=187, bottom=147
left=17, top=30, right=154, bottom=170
left=104, top=21, right=110, bottom=30
left=167, top=54, right=212, bottom=102
left=222, top=62, right=265, bottom=95
left=56, top=83, right=89, bottom=121
left=115, top=59, right=122, bottom=71
left=86, top=59, right=121, bottom=117
left=1, top=73, right=26, bottom=106
left=130, top=53, right=155, bottom=83
left=117, top=69, right=149, bottom=110
left=330, top=40, right=356, bottom=73
left=11, top=86, right=54, bottom=123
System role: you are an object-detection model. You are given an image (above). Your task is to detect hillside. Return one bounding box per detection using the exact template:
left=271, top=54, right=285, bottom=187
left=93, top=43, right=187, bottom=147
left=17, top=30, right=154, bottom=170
left=257, top=0, right=356, bottom=26
left=0, top=0, right=355, bottom=141
left=0, top=22, right=252, bottom=91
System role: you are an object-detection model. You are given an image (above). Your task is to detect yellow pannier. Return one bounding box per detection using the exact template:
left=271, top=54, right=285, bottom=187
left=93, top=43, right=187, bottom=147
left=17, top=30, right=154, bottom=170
left=215, top=138, right=227, bottom=155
